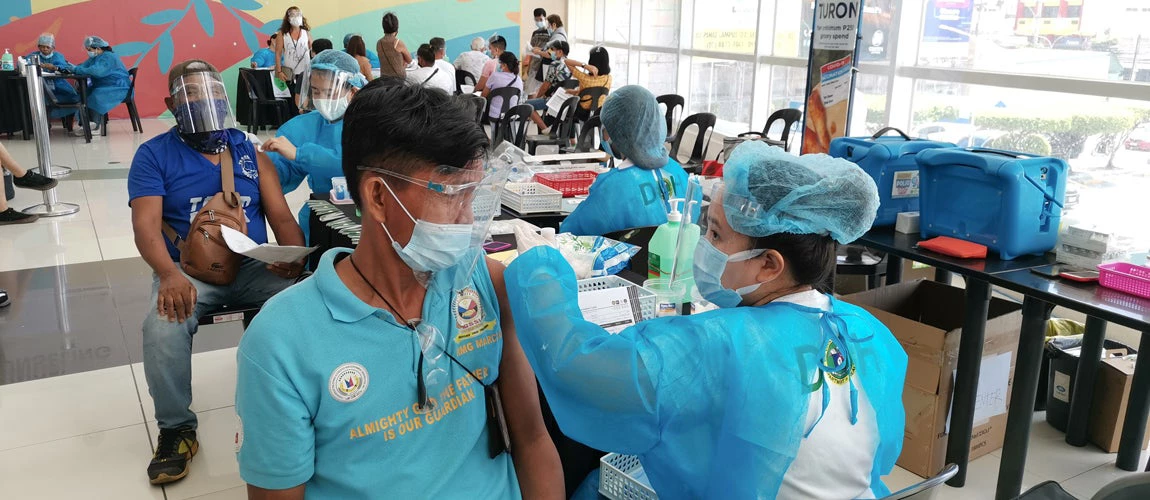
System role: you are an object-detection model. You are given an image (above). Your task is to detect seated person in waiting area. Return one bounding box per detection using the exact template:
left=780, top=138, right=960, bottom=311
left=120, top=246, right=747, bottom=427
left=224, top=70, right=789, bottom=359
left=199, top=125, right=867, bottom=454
left=563, top=46, right=612, bottom=122
left=507, top=141, right=907, bottom=499
left=525, top=40, right=571, bottom=133
left=235, top=79, right=563, bottom=499
left=406, top=43, right=456, bottom=95
left=560, top=86, right=693, bottom=237
left=127, top=60, right=306, bottom=486
left=262, top=50, right=367, bottom=243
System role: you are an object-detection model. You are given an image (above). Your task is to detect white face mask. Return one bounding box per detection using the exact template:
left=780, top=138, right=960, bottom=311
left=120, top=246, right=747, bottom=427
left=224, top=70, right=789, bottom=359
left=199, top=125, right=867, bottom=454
left=536, top=20, right=548, bottom=29
left=289, top=15, right=303, bottom=27
left=314, top=97, right=349, bottom=122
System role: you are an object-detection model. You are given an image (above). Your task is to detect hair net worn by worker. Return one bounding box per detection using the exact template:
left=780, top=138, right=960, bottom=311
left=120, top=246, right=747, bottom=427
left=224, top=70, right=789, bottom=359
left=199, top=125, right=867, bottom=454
left=599, top=85, right=669, bottom=171
left=310, top=49, right=368, bottom=89
left=83, top=35, right=111, bottom=50
left=722, top=141, right=880, bottom=244
left=38, top=33, right=55, bottom=48
left=504, top=246, right=906, bottom=498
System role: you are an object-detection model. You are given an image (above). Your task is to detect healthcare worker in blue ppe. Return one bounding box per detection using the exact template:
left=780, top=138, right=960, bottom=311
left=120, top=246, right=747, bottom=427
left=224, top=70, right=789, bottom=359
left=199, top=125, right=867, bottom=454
left=65, top=35, right=131, bottom=136
left=343, top=33, right=380, bottom=69
left=262, top=50, right=367, bottom=242
left=558, top=85, right=692, bottom=236
left=27, top=33, right=81, bottom=118
left=506, top=141, right=908, bottom=499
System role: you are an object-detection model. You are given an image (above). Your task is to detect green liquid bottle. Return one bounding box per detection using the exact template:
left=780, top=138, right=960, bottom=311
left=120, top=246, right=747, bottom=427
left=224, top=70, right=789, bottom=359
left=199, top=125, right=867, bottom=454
left=647, top=198, right=699, bottom=303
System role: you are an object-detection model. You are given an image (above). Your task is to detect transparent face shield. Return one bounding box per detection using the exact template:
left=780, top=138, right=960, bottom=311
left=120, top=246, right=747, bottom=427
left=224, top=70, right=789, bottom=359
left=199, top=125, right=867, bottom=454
left=170, top=72, right=236, bottom=134
left=298, top=68, right=355, bottom=112
left=358, top=142, right=514, bottom=288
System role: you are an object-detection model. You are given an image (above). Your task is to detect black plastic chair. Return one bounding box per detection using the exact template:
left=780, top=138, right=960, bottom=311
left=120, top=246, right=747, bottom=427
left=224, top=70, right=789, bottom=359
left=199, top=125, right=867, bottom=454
left=560, top=79, right=579, bottom=90
left=459, top=94, right=486, bottom=126
left=668, top=112, right=717, bottom=168
left=526, top=96, right=579, bottom=154
left=575, top=114, right=602, bottom=153
left=740, top=108, right=802, bottom=151
left=879, top=463, right=958, bottom=499
left=239, top=69, right=289, bottom=134
left=103, top=67, right=142, bottom=136
left=484, top=86, right=522, bottom=134
left=495, top=104, right=533, bottom=149
left=656, top=94, right=685, bottom=143
left=455, top=69, right=477, bottom=95
left=574, top=87, right=609, bottom=124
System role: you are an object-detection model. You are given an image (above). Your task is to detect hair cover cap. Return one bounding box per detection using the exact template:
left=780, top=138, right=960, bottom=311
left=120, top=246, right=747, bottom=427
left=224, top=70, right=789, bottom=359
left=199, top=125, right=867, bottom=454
left=722, top=141, right=879, bottom=244
left=599, top=85, right=669, bottom=170
left=311, top=49, right=368, bottom=89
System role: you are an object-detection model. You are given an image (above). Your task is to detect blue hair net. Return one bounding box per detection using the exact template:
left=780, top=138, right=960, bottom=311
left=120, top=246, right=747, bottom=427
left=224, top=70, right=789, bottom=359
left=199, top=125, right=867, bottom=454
left=311, top=49, right=368, bottom=89
left=723, top=141, right=879, bottom=244
left=599, top=85, right=669, bottom=170
left=38, top=33, right=55, bottom=48
left=83, top=35, right=110, bottom=50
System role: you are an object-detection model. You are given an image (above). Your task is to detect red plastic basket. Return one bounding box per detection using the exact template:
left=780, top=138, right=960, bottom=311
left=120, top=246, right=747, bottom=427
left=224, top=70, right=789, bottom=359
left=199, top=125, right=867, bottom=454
left=533, top=170, right=599, bottom=197
left=1099, top=262, right=1150, bottom=299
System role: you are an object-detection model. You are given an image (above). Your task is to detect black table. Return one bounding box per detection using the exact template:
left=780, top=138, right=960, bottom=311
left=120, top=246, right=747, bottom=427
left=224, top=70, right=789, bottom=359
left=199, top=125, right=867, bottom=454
left=857, top=228, right=1056, bottom=488
left=987, top=269, right=1150, bottom=499
left=0, top=71, right=32, bottom=139
left=44, top=74, right=91, bottom=143
left=500, top=207, right=566, bottom=231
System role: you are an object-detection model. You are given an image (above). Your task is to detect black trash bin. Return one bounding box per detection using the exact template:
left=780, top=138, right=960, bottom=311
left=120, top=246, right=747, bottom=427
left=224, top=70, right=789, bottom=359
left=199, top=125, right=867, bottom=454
left=1046, top=338, right=1135, bottom=432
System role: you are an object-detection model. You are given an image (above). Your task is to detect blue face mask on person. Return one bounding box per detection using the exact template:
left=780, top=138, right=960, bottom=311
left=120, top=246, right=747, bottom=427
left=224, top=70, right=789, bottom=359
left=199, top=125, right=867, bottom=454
left=180, top=131, right=229, bottom=154
left=378, top=179, right=472, bottom=273
left=173, top=98, right=232, bottom=153
left=693, top=238, right=764, bottom=308
left=600, top=131, right=615, bottom=158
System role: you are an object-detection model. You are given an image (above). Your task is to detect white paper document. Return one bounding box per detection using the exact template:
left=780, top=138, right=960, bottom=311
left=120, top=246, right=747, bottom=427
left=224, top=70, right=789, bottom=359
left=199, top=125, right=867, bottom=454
left=546, top=88, right=572, bottom=116
left=945, top=351, right=1012, bottom=432
left=578, top=286, right=643, bottom=334
left=221, top=226, right=317, bottom=265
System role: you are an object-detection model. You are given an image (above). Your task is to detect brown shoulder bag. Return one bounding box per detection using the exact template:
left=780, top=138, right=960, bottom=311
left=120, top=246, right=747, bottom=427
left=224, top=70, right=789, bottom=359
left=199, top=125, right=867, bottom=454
left=162, top=149, right=248, bottom=285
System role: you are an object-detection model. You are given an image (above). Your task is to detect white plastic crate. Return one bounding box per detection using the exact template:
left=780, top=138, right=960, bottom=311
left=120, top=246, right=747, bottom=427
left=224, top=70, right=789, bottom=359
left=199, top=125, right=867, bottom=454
left=576, top=275, right=656, bottom=322
left=502, top=182, right=562, bottom=214
left=599, top=453, right=657, bottom=500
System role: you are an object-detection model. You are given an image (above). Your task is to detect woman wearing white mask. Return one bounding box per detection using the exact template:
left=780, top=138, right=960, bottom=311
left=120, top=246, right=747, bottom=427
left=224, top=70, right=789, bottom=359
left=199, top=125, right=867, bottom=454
left=505, top=142, right=909, bottom=499
left=274, top=6, right=312, bottom=100
left=262, top=50, right=366, bottom=243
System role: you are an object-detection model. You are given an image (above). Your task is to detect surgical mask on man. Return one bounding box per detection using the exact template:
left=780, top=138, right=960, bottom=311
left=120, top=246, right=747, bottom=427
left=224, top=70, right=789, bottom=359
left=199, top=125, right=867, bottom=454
left=378, top=179, right=472, bottom=273
left=693, top=238, right=765, bottom=308
left=536, top=20, right=547, bottom=29
left=289, top=15, right=303, bottom=27
left=314, top=97, right=349, bottom=122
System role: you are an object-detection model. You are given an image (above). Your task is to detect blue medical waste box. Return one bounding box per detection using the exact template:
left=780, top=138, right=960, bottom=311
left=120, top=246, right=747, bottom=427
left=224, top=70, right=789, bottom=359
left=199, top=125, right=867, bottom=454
left=829, top=127, right=955, bottom=227
left=915, top=148, right=1067, bottom=260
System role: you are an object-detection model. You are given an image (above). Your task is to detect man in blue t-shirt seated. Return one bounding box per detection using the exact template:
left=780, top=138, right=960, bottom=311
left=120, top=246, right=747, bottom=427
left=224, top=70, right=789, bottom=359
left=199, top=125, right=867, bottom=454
left=127, top=60, right=306, bottom=486
left=234, top=79, right=564, bottom=499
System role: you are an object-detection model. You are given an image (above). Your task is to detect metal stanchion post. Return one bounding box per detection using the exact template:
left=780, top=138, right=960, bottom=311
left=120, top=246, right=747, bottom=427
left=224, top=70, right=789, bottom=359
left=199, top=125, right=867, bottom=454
left=20, top=59, right=79, bottom=217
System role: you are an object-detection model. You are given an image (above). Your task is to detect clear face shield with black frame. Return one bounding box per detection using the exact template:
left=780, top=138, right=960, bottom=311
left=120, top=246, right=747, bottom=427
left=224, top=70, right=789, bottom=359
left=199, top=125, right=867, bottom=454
left=170, top=71, right=236, bottom=134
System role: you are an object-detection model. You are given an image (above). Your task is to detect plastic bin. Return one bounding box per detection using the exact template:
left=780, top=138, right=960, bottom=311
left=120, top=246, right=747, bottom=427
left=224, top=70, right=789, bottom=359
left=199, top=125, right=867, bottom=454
left=916, top=148, right=1067, bottom=260
left=577, top=275, right=657, bottom=322
left=1099, top=262, right=1150, bottom=299
left=534, top=170, right=598, bottom=197
left=502, top=182, right=562, bottom=214
left=1046, top=338, right=1135, bottom=432
left=599, top=453, right=657, bottom=500
left=828, top=127, right=955, bottom=226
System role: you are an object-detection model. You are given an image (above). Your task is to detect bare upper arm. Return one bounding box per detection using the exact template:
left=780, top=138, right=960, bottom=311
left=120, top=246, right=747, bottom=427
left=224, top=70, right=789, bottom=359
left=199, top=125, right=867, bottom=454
left=130, top=196, right=164, bottom=233
left=488, top=258, right=550, bottom=443
left=246, top=484, right=305, bottom=500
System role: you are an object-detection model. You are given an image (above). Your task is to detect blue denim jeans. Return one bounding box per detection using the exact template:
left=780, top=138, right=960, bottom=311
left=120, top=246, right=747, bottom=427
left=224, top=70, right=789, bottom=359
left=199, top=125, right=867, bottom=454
left=143, top=258, right=296, bottom=430
left=526, top=98, right=548, bottom=112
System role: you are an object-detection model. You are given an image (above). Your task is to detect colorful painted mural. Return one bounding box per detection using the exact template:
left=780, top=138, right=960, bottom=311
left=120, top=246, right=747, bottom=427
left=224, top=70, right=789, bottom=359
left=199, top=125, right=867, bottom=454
left=0, top=0, right=521, bottom=118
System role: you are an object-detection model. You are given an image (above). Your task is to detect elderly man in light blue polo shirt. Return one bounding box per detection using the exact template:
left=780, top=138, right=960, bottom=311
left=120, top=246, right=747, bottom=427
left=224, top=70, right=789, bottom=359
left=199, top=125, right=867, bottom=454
left=235, top=79, right=563, bottom=499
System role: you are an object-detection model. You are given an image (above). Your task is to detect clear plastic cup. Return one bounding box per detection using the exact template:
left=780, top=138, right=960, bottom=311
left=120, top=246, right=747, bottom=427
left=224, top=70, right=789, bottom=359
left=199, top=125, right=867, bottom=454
left=644, top=279, right=687, bottom=317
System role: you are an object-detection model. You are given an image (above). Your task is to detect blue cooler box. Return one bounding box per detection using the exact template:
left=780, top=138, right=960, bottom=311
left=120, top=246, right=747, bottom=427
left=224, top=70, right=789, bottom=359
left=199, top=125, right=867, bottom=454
left=829, top=127, right=955, bottom=226
left=915, top=148, right=1067, bottom=260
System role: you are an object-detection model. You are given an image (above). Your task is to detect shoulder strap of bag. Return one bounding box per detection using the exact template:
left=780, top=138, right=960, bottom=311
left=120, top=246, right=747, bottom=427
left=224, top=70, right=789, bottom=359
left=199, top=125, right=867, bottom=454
left=423, top=68, right=440, bottom=85
left=161, top=147, right=239, bottom=246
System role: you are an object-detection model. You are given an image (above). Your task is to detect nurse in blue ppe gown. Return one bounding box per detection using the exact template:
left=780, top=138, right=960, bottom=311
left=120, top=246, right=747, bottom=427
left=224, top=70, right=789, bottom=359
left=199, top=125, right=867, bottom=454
left=27, top=33, right=81, bottom=117
left=262, top=50, right=367, bottom=242
left=559, top=86, right=696, bottom=236
left=68, top=36, right=130, bottom=128
left=506, top=141, right=908, bottom=499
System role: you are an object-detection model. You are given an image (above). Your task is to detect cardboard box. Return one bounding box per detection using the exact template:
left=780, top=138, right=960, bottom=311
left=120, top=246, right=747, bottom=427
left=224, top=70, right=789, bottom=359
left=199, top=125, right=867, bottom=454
left=834, top=259, right=937, bottom=296
left=842, top=280, right=1023, bottom=478
left=1088, top=353, right=1150, bottom=453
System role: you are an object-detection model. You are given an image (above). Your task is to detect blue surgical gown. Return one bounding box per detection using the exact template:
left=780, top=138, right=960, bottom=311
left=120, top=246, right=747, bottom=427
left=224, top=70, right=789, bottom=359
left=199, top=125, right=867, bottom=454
left=27, top=51, right=80, bottom=117
left=250, top=48, right=278, bottom=68
left=505, top=246, right=908, bottom=499
left=560, top=160, right=693, bottom=236
left=267, top=111, right=343, bottom=242
left=70, top=51, right=130, bottom=117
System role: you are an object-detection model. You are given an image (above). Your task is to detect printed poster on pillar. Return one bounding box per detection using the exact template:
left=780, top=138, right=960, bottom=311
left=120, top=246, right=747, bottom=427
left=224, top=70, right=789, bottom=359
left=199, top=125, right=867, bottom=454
left=801, top=0, right=863, bottom=154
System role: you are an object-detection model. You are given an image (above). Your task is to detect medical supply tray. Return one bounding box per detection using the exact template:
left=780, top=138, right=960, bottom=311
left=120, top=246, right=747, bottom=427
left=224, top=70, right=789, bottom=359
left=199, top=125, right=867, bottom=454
left=534, top=170, right=599, bottom=197
left=599, top=453, right=658, bottom=500
left=577, top=276, right=657, bottom=322
left=501, top=182, right=562, bottom=214
left=829, top=127, right=955, bottom=227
